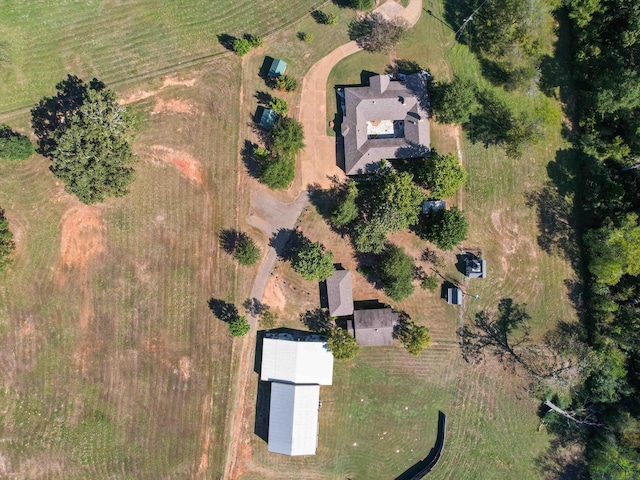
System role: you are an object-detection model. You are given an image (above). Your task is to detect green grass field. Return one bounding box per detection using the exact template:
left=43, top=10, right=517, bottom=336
left=0, top=0, right=326, bottom=113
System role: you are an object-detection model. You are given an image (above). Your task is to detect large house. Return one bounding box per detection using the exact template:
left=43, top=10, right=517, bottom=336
left=261, top=334, right=334, bottom=456
left=340, top=73, right=430, bottom=175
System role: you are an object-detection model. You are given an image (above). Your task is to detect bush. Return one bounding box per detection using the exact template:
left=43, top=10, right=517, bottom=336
left=0, top=125, right=33, bottom=160
left=417, top=152, right=467, bottom=199
left=232, top=38, right=252, bottom=56
left=314, top=10, right=338, bottom=24
left=0, top=208, right=16, bottom=273
left=298, top=32, right=314, bottom=43
left=259, top=309, right=278, bottom=329
left=269, top=97, right=288, bottom=115
left=378, top=244, right=415, bottom=301
left=291, top=238, right=335, bottom=281
left=258, top=154, right=295, bottom=190
left=421, top=206, right=468, bottom=250
left=394, top=317, right=431, bottom=356
left=228, top=315, right=250, bottom=337
left=327, top=327, right=360, bottom=360
left=274, top=74, right=298, bottom=92
left=234, top=233, right=261, bottom=266
left=245, top=34, right=263, bottom=48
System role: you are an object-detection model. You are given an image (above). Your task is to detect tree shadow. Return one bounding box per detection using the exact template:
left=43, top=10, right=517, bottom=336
left=307, top=182, right=333, bottom=220
left=243, top=297, right=267, bottom=317
left=467, top=88, right=513, bottom=148
left=217, top=33, right=236, bottom=51
left=208, top=298, right=238, bottom=323
left=300, top=307, right=332, bottom=334
left=442, top=0, right=476, bottom=46
left=385, top=59, right=424, bottom=76
left=254, top=90, right=272, bottom=106
left=354, top=251, right=383, bottom=290
left=240, top=140, right=261, bottom=179
left=394, top=141, right=431, bottom=160
left=218, top=228, right=239, bottom=255
left=269, top=228, right=303, bottom=260
left=538, top=9, right=574, bottom=108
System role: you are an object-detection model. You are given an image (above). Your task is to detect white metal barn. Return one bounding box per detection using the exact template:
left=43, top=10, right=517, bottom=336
left=268, top=383, right=321, bottom=456
left=260, top=336, right=335, bottom=456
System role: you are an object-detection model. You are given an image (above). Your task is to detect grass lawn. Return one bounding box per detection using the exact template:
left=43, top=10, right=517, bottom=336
left=0, top=60, right=253, bottom=478
left=0, top=0, right=327, bottom=114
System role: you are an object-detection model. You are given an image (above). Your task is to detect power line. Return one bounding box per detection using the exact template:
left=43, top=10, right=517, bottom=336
left=455, top=0, right=490, bottom=40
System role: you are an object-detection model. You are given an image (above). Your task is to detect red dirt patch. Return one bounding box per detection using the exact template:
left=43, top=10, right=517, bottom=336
left=57, top=205, right=105, bottom=272
left=152, top=97, right=196, bottom=115
left=119, top=76, right=198, bottom=105
left=146, top=145, right=204, bottom=184
left=261, top=276, right=286, bottom=312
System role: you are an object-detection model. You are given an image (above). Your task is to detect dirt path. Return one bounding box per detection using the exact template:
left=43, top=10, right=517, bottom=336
left=297, top=0, right=423, bottom=190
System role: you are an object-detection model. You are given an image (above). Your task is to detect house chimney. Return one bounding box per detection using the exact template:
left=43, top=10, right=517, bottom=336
left=399, top=96, right=406, bottom=106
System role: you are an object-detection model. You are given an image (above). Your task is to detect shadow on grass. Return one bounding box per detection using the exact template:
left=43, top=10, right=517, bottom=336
left=269, top=228, right=304, bottom=260
left=208, top=298, right=238, bottom=323
left=219, top=228, right=239, bottom=254
left=241, top=140, right=261, bottom=179
left=217, top=33, right=236, bottom=51
left=254, top=90, right=272, bottom=106
left=394, top=411, right=447, bottom=479
left=299, top=307, right=332, bottom=334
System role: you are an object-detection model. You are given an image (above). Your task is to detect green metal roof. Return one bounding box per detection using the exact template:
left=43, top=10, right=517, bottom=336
left=268, top=58, right=287, bottom=77
left=259, top=108, right=278, bottom=129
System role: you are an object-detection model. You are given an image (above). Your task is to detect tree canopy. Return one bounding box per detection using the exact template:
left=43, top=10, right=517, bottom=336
left=31, top=76, right=137, bottom=204
left=431, top=77, right=479, bottom=124
left=330, top=180, right=359, bottom=228
left=291, top=237, right=335, bottom=281
left=394, top=315, right=431, bottom=356
left=327, top=327, right=360, bottom=361
left=417, top=152, right=466, bottom=199
left=270, top=116, right=305, bottom=157
left=0, top=208, right=16, bottom=273
left=420, top=206, right=468, bottom=250
left=378, top=244, right=415, bottom=301
left=234, top=233, right=261, bottom=266
left=0, top=125, right=33, bottom=160
left=228, top=315, right=250, bottom=337
left=349, top=13, right=408, bottom=53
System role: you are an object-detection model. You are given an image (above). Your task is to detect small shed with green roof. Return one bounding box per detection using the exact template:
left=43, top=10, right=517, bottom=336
left=258, top=108, right=278, bottom=129
left=268, top=58, right=287, bottom=77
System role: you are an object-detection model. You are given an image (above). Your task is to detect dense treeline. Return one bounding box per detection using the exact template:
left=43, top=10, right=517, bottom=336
left=553, top=0, right=640, bottom=476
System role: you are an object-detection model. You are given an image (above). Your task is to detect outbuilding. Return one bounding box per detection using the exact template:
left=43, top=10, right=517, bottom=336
left=268, top=58, right=287, bottom=77
left=347, top=308, right=399, bottom=346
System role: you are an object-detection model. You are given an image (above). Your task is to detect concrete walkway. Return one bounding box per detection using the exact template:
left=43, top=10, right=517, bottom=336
left=297, top=0, right=423, bottom=189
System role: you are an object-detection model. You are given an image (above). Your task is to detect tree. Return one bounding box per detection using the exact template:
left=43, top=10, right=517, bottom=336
left=0, top=125, right=33, bottom=160
left=394, top=315, right=431, bottom=356
left=232, top=38, right=251, bottom=56
left=258, top=154, right=295, bottom=190
left=32, top=77, right=137, bottom=204
left=349, top=13, right=408, bottom=53
left=0, top=208, right=16, bottom=273
left=421, top=275, right=439, bottom=292
left=327, top=327, right=360, bottom=360
left=418, top=152, right=466, bottom=199
left=298, top=32, right=314, bottom=43
left=352, top=209, right=395, bottom=253
left=349, top=0, right=374, bottom=10
left=586, top=213, right=640, bottom=286
left=228, top=314, right=250, bottom=337
left=330, top=180, right=359, bottom=228
left=270, top=116, right=305, bottom=157
left=292, top=238, right=335, bottom=281
left=421, top=206, right=468, bottom=250
left=269, top=97, right=288, bottom=115
left=374, top=170, right=425, bottom=230
left=274, top=74, right=298, bottom=92
left=245, top=34, right=263, bottom=48
left=314, top=10, right=338, bottom=25
left=259, top=309, right=278, bottom=329
left=378, top=244, right=415, bottom=301
left=431, top=78, right=479, bottom=124
left=234, top=233, right=261, bottom=266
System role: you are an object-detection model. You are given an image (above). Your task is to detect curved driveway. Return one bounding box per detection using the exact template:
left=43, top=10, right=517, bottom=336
left=298, top=0, right=423, bottom=189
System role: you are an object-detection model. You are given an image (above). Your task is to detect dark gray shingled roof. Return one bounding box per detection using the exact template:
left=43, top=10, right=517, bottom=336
left=341, top=73, right=430, bottom=175
left=326, top=270, right=354, bottom=317
left=350, top=308, right=399, bottom=346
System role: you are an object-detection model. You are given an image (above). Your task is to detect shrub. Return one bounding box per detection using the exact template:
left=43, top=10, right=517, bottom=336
left=232, top=38, right=251, bottom=56
left=0, top=125, right=33, bottom=160
left=234, top=233, right=261, bottom=266
left=228, top=315, right=250, bottom=337
left=245, top=34, right=263, bottom=48
left=291, top=238, right=335, bottom=281
left=259, top=309, right=278, bottom=329
left=298, top=32, right=314, bottom=43
left=258, top=154, right=295, bottom=190
left=274, top=74, right=298, bottom=92
left=378, top=244, right=415, bottom=301
left=269, top=97, right=288, bottom=116
left=421, top=206, right=468, bottom=250
left=327, top=327, right=360, bottom=360
left=421, top=275, right=439, bottom=292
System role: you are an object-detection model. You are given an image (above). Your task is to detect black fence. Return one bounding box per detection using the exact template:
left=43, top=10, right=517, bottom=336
left=394, top=411, right=447, bottom=480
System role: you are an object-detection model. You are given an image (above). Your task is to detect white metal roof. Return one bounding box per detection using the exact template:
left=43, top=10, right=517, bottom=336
left=260, top=337, right=334, bottom=385
left=268, top=383, right=320, bottom=456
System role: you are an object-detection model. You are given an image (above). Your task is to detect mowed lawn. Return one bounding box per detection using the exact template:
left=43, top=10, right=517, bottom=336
left=0, top=60, right=252, bottom=478
left=0, top=0, right=325, bottom=113
left=240, top=0, right=577, bottom=478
